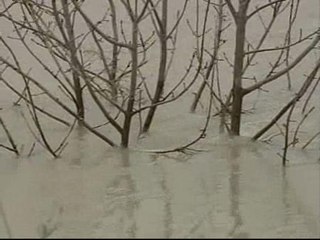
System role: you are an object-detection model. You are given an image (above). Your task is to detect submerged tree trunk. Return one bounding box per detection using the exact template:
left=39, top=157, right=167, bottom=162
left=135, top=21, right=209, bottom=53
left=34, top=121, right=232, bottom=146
left=73, top=72, right=84, bottom=120
left=122, top=19, right=138, bottom=148
left=142, top=0, right=168, bottom=133
left=62, top=0, right=85, bottom=121
left=230, top=1, right=249, bottom=135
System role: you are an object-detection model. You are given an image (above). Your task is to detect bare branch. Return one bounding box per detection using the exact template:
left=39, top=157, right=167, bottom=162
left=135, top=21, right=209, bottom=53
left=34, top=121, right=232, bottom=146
left=244, top=30, right=317, bottom=55
left=0, top=56, right=118, bottom=147
left=225, top=0, right=237, bottom=19
left=243, top=32, right=320, bottom=96
left=0, top=117, right=19, bottom=156
left=247, top=0, right=286, bottom=20
left=71, top=0, right=132, bottom=49
left=252, top=58, right=320, bottom=140
left=302, top=131, right=320, bottom=149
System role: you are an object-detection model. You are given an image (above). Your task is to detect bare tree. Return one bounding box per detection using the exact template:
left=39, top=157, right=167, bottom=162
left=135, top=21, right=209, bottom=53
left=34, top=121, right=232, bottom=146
left=0, top=0, right=196, bottom=150
left=224, top=0, right=320, bottom=135
left=1, top=0, right=317, bottom=157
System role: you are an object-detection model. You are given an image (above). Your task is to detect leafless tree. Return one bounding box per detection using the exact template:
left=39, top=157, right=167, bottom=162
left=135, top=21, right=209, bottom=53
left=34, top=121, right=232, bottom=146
left=0, top=0, right=318, bottom=156
left=0, top=0, right=200, bottom=150
left=224, top=0, right=319, bottom=136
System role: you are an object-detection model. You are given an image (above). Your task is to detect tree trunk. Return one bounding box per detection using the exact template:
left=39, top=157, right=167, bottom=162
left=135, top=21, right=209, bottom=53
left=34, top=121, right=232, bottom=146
left=73, top=72, right=84, bottom=120
left=109, top=0, right=119, bottom=100
left=142, top=0, right=168, bottom=133
left=62, top=0, right=85, bottom=121
left=122, top=19, right=138, bottom=147
left=230, top=1, right=249, bottom=135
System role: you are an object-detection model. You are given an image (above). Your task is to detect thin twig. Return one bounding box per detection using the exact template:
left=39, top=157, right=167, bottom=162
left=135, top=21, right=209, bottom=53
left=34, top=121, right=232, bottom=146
left=302, top=131, right=320, bottom=150
left=0, top=116, right=19, bottom=155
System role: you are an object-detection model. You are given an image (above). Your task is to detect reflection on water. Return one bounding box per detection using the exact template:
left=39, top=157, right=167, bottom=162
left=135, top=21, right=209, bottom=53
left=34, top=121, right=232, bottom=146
left=0, top=137, right=319, bottom=238
left=227, top=144, right=246, bottom=238
left=97, top=150, right=138, bottom=238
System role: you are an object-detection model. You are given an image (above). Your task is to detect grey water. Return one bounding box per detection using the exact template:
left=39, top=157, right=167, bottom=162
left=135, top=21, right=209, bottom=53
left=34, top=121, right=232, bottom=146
left=0, top=0, right=319, bottom=238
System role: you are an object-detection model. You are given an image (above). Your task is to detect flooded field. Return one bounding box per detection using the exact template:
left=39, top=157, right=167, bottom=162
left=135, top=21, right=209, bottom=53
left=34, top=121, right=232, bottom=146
left=0, top=0, right=319, bottom=238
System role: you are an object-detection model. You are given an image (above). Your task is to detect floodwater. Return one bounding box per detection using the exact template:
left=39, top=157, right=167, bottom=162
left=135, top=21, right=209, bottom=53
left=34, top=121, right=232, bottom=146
left=0, top=0, right=319, bottom=238
left=0, top=136, right=319, bottom=238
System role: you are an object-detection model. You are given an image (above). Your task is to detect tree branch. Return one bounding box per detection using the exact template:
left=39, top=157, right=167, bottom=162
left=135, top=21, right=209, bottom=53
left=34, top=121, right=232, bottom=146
left=225, top=0, right=237, bottom=19
left=247, top=0, right=286, bottom=20
left=243, top=32, right=320, bottom=96
left=71, top=0, right=132, bottom=49
left=252, top=58, right=320, bottom=141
